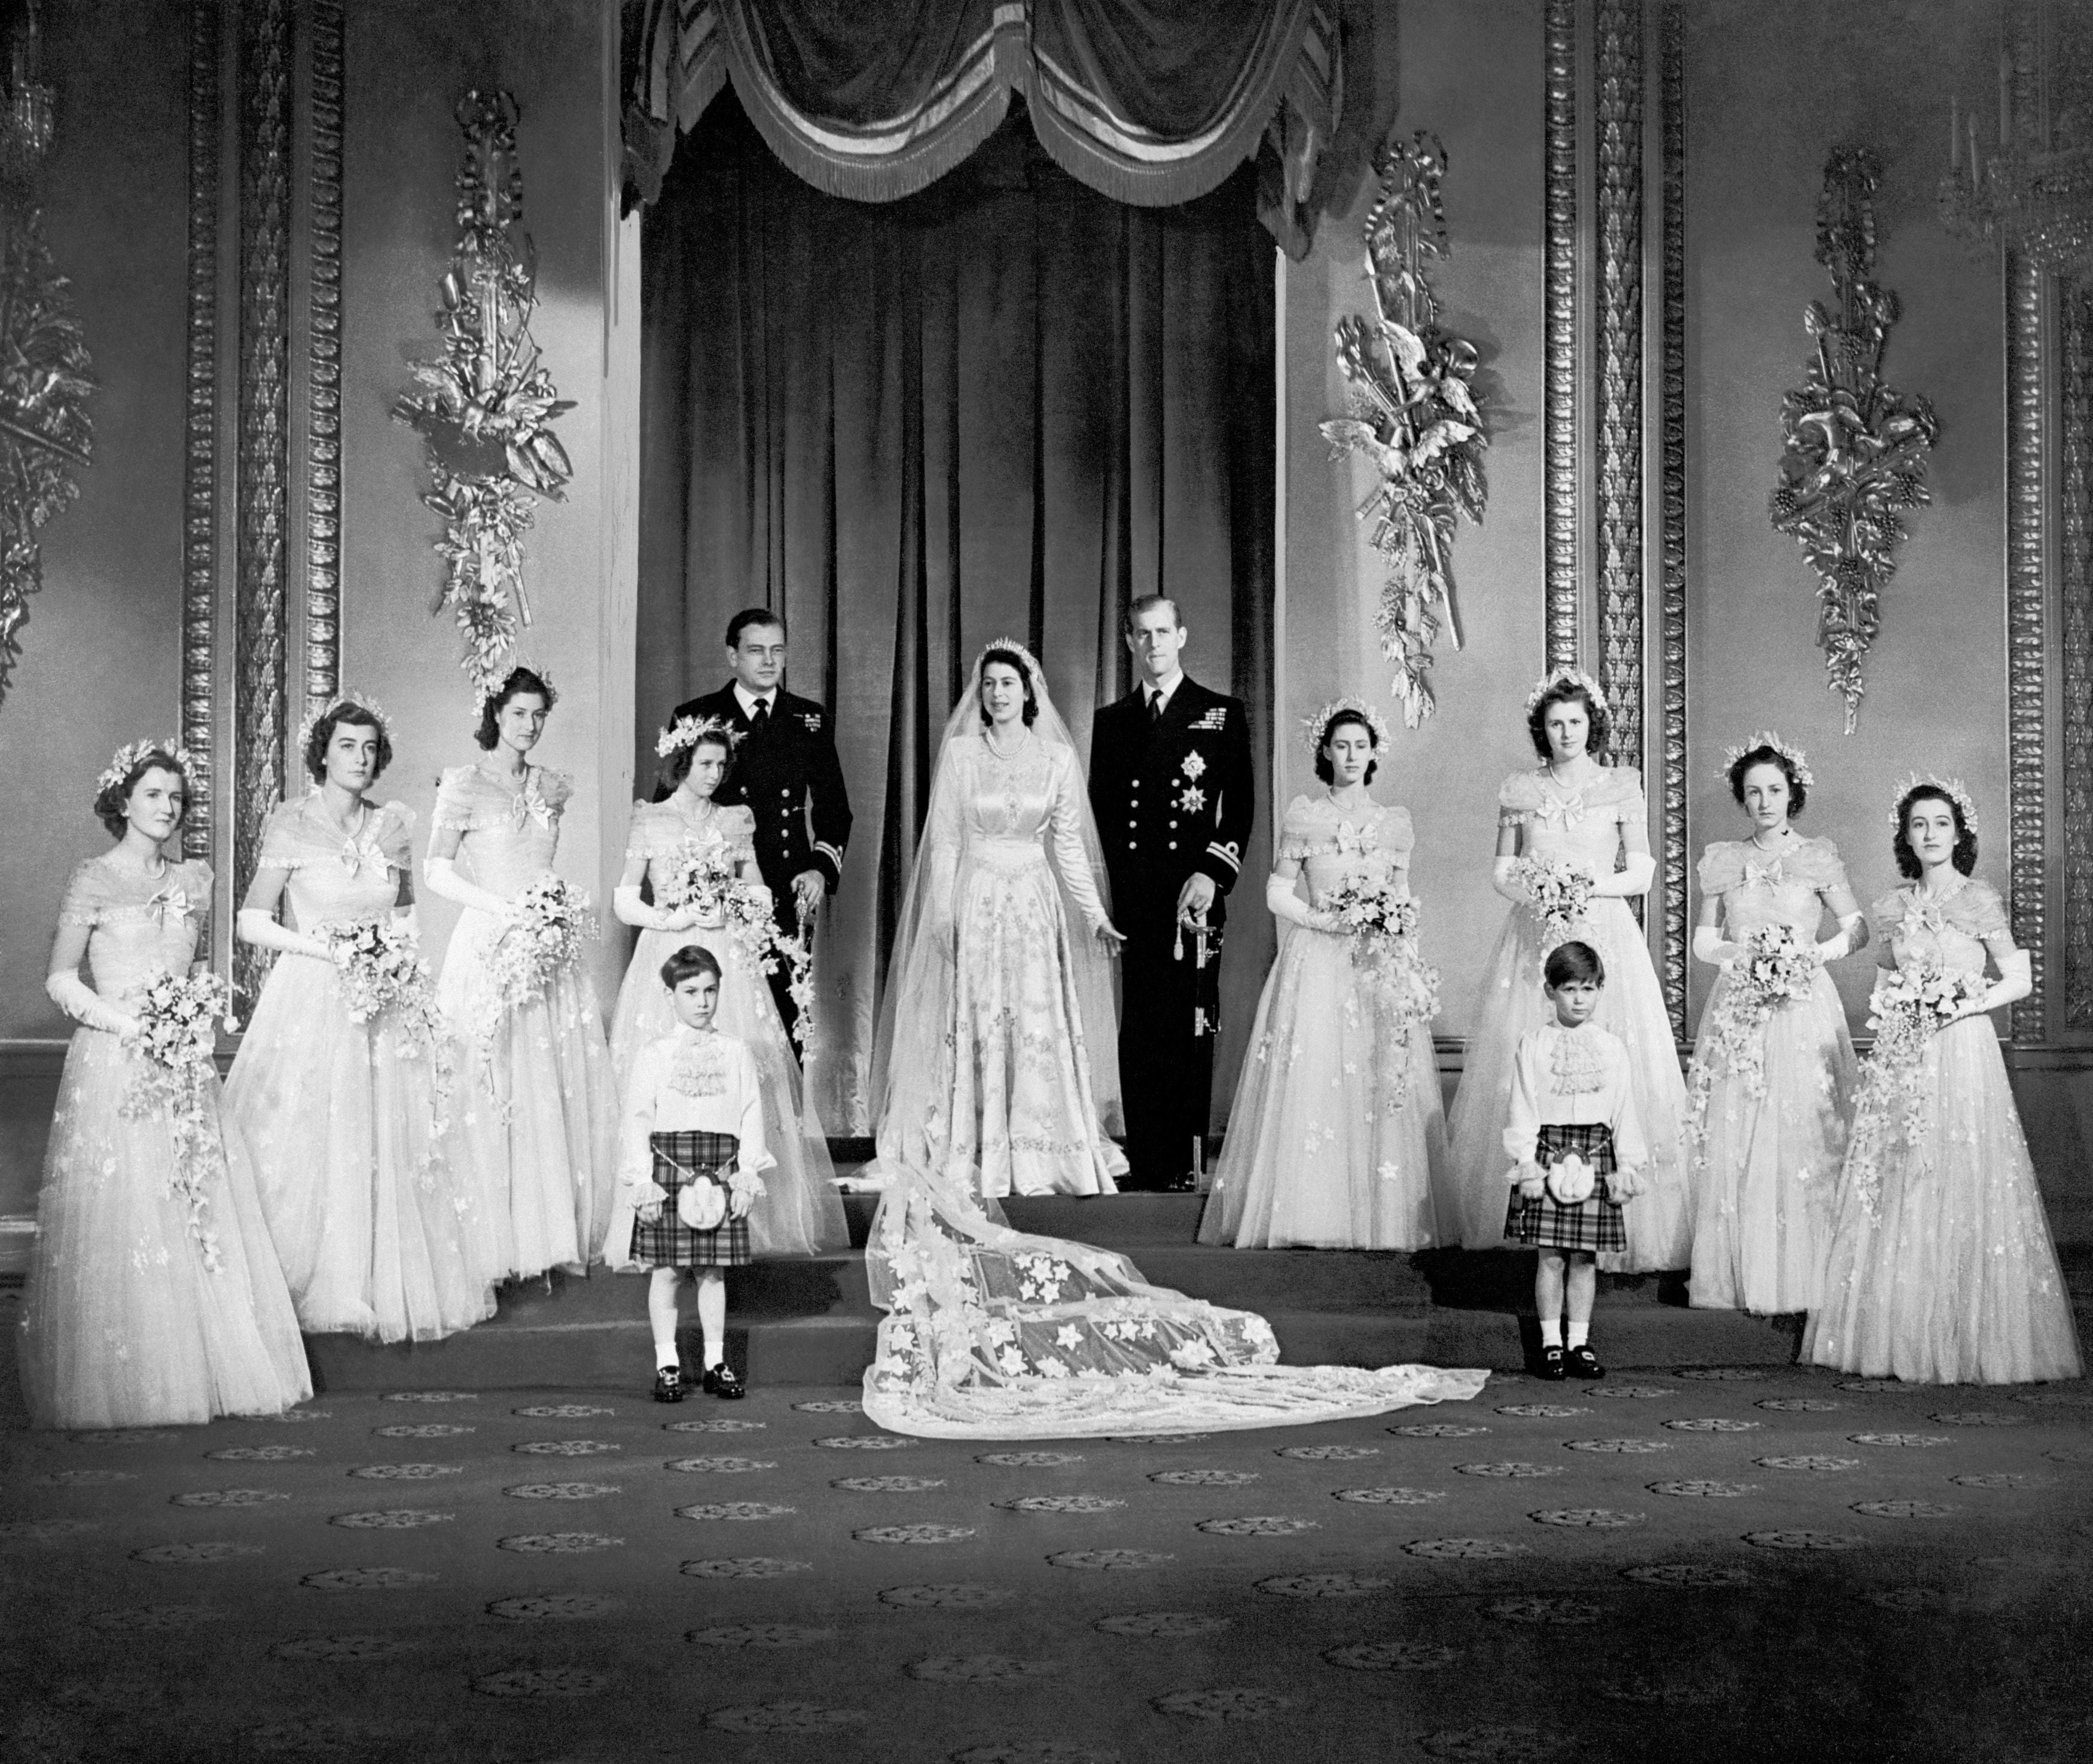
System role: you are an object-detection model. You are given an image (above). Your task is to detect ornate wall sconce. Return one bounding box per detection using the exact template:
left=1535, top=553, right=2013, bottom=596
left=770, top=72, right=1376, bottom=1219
left=0, top=0, right=93, bottom=710
left=394, top=90, right=572, bottom=695
left=1768, top=147, right=1938, bottom=734
left=1319, top=130, right=1489, bottom=728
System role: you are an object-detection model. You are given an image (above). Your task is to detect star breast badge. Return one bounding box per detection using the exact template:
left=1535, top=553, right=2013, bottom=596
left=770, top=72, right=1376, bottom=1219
left=1180, top=751, right=1207, bottom=779
left=1177, top=785, right=1207, bottom=813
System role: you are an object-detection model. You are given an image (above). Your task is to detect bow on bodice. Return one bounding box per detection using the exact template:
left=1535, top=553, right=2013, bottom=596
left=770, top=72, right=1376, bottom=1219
left=502, top=774, right=558, bottom=834
left=1331, top=816, right=1378, bottom=856
left=1741, top=856, right=1786, bottom=890
left=144, top=883, right=197, bottom=927
left=334, top=820, right=395, bottom=878
left=1531, top=788, right=1588, bottom=831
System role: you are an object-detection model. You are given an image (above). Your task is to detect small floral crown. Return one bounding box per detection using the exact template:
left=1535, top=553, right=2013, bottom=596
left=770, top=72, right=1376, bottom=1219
left=1524, top=665, right=1609, bottom=715
left=96, top=737, right=194, bottom=796
left=1890, top=772, right=1978, bottom=835
left=295, top=692, right=394, bottom=756
left=1719, top=731, right=1814, bottom=788
left=657, top=713, right=741, bottom=759
left=476, top=662, right=556, bottom=716
left=1301, top=695, right=1392, bottom=755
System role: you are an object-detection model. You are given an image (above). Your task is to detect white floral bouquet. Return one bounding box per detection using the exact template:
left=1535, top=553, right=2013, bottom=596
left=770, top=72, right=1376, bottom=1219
left=486, top=875, right=598, bottom=1011
left=1683, top=923, right=1824, bottom=1149
left=1842, top=958, right=1990, bottom=1219
left=1320, top=874, right=1440, bottom=1034
left=1512, top=856, right=1593, bottom=950
left=121, top=968, right=237, bottom=1272
left=325, top=918, right=450, bottom=1070
left=655, top=835, right=816, bottom=1053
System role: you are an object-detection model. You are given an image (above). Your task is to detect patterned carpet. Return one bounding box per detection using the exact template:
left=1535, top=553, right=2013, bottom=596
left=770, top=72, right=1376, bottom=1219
left=4, top=1354, right=2091, bottom=1764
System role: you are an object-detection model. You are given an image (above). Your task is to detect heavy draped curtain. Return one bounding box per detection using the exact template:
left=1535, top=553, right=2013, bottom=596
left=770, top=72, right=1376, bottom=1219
left=636, top=94, right=1275, bottom=1134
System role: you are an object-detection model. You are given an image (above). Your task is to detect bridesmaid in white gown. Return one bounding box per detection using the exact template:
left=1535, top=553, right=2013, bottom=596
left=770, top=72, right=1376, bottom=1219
left=19, top=741, right=310, bottom=1428
left=1200, top=698, right=1445, bottom=1249
left=868, top=642, right=1128, bottom=1199
left=606, top=715, right=845, bottom=1261
left=425, top=667, right=618, bottom=1282
left=1805, top=778, right=2082, bottom=1384
left=1686, top=734, right=1863, bottom=1314
left=1442, top=667, right=1692, bottom=1270
left=226, top=697, right=496, bottom=1342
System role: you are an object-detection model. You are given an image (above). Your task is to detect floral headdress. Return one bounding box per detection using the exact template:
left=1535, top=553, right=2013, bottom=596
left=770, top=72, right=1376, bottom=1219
left=295, top=692, right=395, bottom=757
left=475, top=661, right=557, bottom=717
left=1524, top=665, right=1609, bottom=714
left=96, top=737, right=196, bottom=796
left=1719, top=730, right=1814, bottom=788
left=657, top=713, right=741, bottom=759
left=1889, top=772, right=1978, bottom=835
left=1301, top=695, right=1393, bottom=756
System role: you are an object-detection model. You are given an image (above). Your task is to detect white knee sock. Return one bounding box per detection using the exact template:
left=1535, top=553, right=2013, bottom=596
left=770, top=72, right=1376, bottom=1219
left=1566, top=1320, right=1589, bottom=1349
left=1538, top=1319, right=1563, bottom=1348
left=654, top=1336, right=679, bottom=1371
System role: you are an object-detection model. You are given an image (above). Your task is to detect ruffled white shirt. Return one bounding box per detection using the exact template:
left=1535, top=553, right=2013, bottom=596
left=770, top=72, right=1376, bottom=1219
left=1501, top=1021, right=1649, bottom=1173
left=618, top=1023, right=776, bottom=1203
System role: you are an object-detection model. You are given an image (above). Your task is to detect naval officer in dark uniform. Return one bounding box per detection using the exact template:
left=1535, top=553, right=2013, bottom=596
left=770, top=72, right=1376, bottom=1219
left=663, top=608, right=852, bottom=1044
left=1090, top=594, right=1255, bottom=1191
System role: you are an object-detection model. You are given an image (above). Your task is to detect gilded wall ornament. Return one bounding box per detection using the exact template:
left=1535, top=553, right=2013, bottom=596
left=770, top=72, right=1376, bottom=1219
left=1320, top=130, right=1488, bottom=728
left=394, top=90, right=573, bottom=695
left=1768, top=147, right=1939, bottom=734
left=0, top=0, right=94, bottom=710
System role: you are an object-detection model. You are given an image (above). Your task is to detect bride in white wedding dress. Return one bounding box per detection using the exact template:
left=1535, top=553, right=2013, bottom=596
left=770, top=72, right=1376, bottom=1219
left=860, top=642, right=1487, bottom=1437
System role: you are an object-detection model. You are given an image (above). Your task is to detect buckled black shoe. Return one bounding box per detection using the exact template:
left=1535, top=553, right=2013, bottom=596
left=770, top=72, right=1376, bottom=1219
left=701, top=1364, right=746, bottom=1400
left=651, top=1365, right=686, bottom=1404
left=1564, top=1344, right=1606, bottom=1380
left=1536, top=1344, right=1567, bottom=1381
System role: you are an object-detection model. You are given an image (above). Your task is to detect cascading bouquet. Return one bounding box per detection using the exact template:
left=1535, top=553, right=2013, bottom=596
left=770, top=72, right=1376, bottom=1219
left=1511, top=856, right=1594, bottom=951
left=121, top=969, right=237, bottom=1272
left=1320, top=874, right=1441, bottom=1034
left=485, top=875, right=599, bottom=1011
left=325, top=917, right=453, bottom=1094
left=1842, top=957, right=1990, bottom=1219
left=1684, top=923, right=1823, bottom=1142
left=656, top=834, right=816, bottom=1052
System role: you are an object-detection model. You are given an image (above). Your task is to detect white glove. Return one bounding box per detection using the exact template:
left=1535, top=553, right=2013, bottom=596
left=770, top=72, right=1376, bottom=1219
left=423, top=856, right=516, bottom=920
left=1692, top=924, right=1741, bottom=969
left=1490, top=856, right=1527, bottom=905
left=1817, top=911, right=1863, bottom=965
left=1266, top=872, right=1336, bottom=933
left=46, top=968, right=139, bottom=1037
left=236, top=907, right=329, bottom=960
left=613, top=884, right=688, bottom=932
left=1972, top=948, right=2033, bottom=1017
left=1589, top=853, right=1655, bottom=898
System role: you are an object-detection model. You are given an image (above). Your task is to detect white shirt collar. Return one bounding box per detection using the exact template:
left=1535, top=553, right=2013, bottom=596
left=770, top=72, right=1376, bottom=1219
left=733, top=683, right=777, bottom=719
left=1143, top=673, right=1183, bottom=712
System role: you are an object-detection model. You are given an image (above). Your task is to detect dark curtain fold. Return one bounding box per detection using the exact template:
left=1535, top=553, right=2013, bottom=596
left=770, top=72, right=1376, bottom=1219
left=637, top=92, right=1274, bottom=1136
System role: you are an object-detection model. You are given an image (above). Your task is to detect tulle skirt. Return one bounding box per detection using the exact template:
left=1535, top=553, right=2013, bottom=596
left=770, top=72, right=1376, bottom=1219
left=224, top=952, right=497, bottom=1342
left=1442, top=896, right=1693, bottom=1270
left=438, top=906, right=619, bottom=1281
left=1686, top=969, right=1854, bottom=1314
left=1804, top=1017, right=2082, bottom=1385
left=606, top=925, right=846, bottom=1262
left=1200, top=926, right=1444, bottom=1249
left=18, top=1027, right=312, bottom=1429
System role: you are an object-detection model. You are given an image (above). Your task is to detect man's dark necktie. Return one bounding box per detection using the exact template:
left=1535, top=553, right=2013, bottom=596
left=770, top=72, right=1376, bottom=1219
left=750, top=700, right=771, bottom=733
left=1147, top=692, right=1161, bottom=725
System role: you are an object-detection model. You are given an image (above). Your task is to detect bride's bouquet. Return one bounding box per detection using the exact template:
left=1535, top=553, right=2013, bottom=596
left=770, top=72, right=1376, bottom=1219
left=1320, top=874, right=1441, bottom=1035
left=1686, top=923, right=1822, bottom=1123
left=325, top=918, right=449, bottom=1063
left=486, top=875, right=599, bottom=1011
left=656, top=835, right=816, bottom=1052
left=1843, top=957, right=1990, bottom=1218
left=1512, top=856, right=1593, bottom=950
left=121, top=969, right=237, bottom=1271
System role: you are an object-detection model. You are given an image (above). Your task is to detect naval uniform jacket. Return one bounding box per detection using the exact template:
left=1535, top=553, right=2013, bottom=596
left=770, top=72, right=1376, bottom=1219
left=663, top=683, right=853, bottom=929
left=1089, top=675, right=1254, bottom=928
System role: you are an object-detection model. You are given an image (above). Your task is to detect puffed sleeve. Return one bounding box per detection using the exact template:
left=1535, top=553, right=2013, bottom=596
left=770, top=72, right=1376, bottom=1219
left=721, top=805, right=759, bottom=868
left=1497, top=771, right=1543, bottom=829
left=730, top=1041, right=776, bottom=1187
left=1606, top=768, right=1650, bottom=854
left=1500, top=1031, right=1544, bottom=1170
left=1277, top=795, right=1325, bottom=863
left=1046, top=747, right=1108, bottom=930
left=178, top=858, right=215, bottom=959
left=1695, top=841, right=1744, bottom=900
left=1871, top=889, right=1908, bottom=939
left=539, top=768, right=574, bottom=812
left=624, top=801, right=657, bottom=866
left=56, top=859, right=102, bottom=928
left=258, top=799, right=306, bottom=870
left=431, top=765, right=481, bottom=835
left=377, top=802, right=416, bottom=875
left=1952, top=878, right=2014, bottom=944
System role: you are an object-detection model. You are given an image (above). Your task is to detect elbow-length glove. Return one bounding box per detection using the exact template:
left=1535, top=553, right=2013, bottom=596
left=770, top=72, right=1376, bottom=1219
left=1971, top=948, right=2033, bottom=1017
left=1817, top=911, right=1863, bottom=965
left=1490, top=856, right=1527, bottom=906
left=423, top=856, right=515, bottom=920
left=613, top=884, right=692, bottom=933
left=1266, top=872, right=1335, bottom=933
left=47, top=968, right=139, bottom=1037
left=1692, top=924, right=1741, bottom=970
left=236, top=907, right=329, bottom=961
left=1589, top=853, right=1656, bottom=898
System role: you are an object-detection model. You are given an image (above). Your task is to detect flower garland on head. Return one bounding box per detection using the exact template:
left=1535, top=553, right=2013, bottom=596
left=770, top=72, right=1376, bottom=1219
left=475, top=661, right=557, bottom=722
left=657, top=713, right=742, bottom=762
left=294, top=692, right=395, bottom=760
left=1300, top=695, right=1393, bottom=758
left=1719, top=731, right=1814, bottom=788
left=1524, top=665, right=1609, bottom=715
left=1888, top=772, right=1978, bottom=836
left=97, top=737, right=196, bottom=797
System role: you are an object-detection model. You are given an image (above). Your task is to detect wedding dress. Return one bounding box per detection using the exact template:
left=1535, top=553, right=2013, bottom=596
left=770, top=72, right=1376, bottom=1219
left=861, top=645, right=1488, bottom=1438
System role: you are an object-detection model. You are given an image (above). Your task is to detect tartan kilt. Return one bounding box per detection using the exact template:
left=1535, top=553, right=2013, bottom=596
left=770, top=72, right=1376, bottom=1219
left=1504, top=1122, right=1626, bottom=1253
left=629, top=1131, right=751, bottom=1268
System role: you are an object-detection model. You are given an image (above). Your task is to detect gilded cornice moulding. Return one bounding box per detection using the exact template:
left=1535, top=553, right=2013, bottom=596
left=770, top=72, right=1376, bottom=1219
left=1319, top=129, right=1489, bottom=728
left=395, top=90, right=575, bottom=697
left=1769, top=147, right=1939, bottom=735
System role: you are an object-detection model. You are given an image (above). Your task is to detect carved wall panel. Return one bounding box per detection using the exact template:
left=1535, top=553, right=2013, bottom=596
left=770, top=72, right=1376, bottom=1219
left=1656, top=0, right=1688, bottom=1041
left=2064, top=281, right=2092, bottom=1031
left=182, top=0, right=219, bottom=866
left=1542, top=0, right=1578, bottom=674
left=1594, top=0, right=1643, bottom=776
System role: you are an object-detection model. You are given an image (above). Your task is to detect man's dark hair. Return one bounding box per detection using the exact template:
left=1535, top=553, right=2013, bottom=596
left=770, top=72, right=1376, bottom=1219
left=725, top=608, right=786, bottom=649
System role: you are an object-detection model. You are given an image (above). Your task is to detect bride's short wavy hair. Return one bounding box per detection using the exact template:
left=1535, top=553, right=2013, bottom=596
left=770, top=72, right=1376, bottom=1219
left=977, top=646, right=1039, bottom=728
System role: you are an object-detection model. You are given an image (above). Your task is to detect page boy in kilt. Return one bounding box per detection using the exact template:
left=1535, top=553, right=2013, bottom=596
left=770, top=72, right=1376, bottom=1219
left=612, top=945, right=776, bottom=1402
left=1090, top=596, right=1255, bottom=1190
left=663, top=609, right=853, bottom=1043
left=1502, top=940, right=1647, bottom=1381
